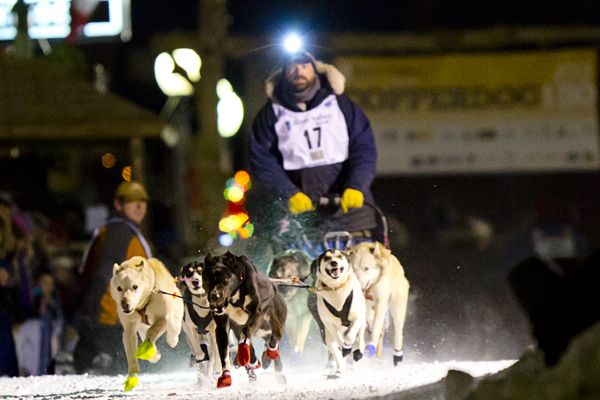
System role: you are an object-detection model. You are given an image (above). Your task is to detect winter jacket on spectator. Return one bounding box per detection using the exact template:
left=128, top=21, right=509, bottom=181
left=76, top=211, right=151, bottom=325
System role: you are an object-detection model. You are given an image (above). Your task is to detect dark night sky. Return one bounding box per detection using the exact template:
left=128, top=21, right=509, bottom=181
left=129, top=0, right=600, bottom=44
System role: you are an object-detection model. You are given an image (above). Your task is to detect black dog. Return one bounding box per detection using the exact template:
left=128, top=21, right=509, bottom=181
left=202, top=251, right=287, bottom=388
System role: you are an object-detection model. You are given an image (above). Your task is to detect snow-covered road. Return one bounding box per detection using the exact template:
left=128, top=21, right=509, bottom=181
left=1, top=359, right=515, bottom=400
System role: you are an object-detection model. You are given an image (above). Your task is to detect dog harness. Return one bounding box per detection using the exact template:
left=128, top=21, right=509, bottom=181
left=323, top=291, right=353, bottom=327
left=136, top=266, right=157, bottom=326
left=184, top=290, right=212, bottom=333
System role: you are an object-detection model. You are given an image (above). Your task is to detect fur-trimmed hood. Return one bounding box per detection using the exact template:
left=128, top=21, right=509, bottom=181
left=265, top=61, right=346, bottom=102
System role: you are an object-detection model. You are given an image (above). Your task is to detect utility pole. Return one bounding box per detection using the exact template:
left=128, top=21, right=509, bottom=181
left=194, top=0, right=231, bottom=250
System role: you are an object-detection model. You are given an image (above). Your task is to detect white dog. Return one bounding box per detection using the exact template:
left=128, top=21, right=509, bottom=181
left=110, top=256, right=184, bottom=391
left=347, top=242, right=409, bottom=366
left=314, top=249, right=366, bottom=379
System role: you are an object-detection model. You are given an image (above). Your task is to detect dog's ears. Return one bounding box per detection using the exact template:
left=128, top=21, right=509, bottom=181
left=222, top=251, right=235, bottom=264
left=373, top=242, right=381, bottom=259
left=310, top=258, right=319, bottom=276
left=113, top=263, right=122, bottom=274
left=204, top=252, right=214, bottom=266
left=135, top=259, right=145, bottom=272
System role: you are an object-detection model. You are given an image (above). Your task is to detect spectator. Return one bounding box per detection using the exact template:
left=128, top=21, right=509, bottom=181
left=73, top=181, right=151, bottom=375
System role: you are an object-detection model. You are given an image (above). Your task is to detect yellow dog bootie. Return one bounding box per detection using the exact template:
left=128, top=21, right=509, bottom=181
left=135, top=340, right=156, bottom=360
left=124, top=373, right=138, bottom=391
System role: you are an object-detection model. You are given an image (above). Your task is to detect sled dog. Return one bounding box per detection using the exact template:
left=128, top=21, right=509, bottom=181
left=268, top=249, right=314, bottom=362
left=110, top=256, right=183, bottom=391
left=178, top=260, right=222, bottom=382
left=347, top=242, right=409, bottom=365
left=202, top=251, right=288, bottom=388
left=313, top=249, right=366, bottom=378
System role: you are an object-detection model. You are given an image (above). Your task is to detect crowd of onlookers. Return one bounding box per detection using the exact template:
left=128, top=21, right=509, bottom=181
left=0, top=191, right=80, bottom=377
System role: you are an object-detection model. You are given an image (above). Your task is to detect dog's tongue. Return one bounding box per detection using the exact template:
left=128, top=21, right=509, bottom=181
left=331, top=268, right=340, bottom=277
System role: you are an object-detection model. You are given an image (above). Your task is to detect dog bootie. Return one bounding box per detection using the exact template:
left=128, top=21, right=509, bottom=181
left=353, top=349, right=364, bottom=362
left=265, top=343, right=280, bottom=360
left=393, top=350, right=403, bottom=366
left=237, top=340, right=250, bottom=367
left=217, top=370, right=232, bottom=388
left=327, top=371, right=342, bottom=380
left=248, top=359, right=261, bottom=370
left=124, top=373, right=138, bottom=391
left=135, top=340, right=155, bottom=360
left=341, top=343, right=352, bottom=357
left=365, top=342, right=377, bottom=358
left=261, top=350, right=272, bottom=369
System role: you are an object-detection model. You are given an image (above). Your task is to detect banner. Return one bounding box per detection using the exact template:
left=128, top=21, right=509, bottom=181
left=336, top=49, right=599, bottom=175
left=0, top=0, right=130, bottom=42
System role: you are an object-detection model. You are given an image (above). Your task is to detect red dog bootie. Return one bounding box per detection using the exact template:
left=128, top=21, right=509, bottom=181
left=237, top=339, right=251, bottom=367
left=265, top=343, right=280, bottom=360
left=217, top=370, right=232, bottom=388
left=248, top=358, right=261, bottom=370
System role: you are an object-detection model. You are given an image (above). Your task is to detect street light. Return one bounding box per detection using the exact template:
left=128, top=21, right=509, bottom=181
left=216, top=78, right=243, bottom=138
left=154, top=49, right=201, bottom=97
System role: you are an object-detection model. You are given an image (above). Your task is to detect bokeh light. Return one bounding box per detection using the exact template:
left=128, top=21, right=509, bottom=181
left=216, top=78, right=244, bottom=138
left=228, top=186, right=244, bottom=203
left=219, top=233, right=234, bottom=247
left=234, top=170, right=250, bottom=188
left=102, top=153, right=116, bottom=168
left=122, top=166, right=131, bottom=181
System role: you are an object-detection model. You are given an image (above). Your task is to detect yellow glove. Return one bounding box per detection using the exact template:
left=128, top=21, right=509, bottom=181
left=288, top=192, right=315, bottom=214
left=124, top=373, right=138, bottom=391
left=341, top=189, right=364, bottom=213
left=135, top=340, right=156, bottom=360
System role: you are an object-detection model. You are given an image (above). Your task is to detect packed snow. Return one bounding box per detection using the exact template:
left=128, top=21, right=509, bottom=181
left=0, top=358, right=515, bottom=400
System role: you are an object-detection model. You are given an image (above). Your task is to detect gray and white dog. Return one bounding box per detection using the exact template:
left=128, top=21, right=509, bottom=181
left=268, top=249, right=314, bottom=362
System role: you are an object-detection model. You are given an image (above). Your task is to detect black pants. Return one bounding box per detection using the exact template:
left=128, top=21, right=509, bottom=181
left=74, top=322, right=126, bottom=375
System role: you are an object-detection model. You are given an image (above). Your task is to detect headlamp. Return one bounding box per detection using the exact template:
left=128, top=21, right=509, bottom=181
left=284, top=34, right=302, bottom=53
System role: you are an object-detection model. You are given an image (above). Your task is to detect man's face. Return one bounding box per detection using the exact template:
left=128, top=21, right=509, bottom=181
left=285, top=62, right=316, bottom=92
left=116, top=200, right=147, bottom=224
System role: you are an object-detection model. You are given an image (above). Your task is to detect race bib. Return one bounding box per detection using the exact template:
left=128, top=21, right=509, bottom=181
left=273, top=95, right=349, bottom=170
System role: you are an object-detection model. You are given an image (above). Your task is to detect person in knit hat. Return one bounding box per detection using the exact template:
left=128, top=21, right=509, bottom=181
left=249, top=47, right=378, bottom=240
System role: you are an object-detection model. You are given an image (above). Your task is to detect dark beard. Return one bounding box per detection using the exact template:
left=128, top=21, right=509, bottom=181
left=292, top=76, right=315, bottom=92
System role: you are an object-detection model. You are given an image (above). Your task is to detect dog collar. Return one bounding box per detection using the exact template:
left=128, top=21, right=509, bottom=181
left=320, top=276, right=350, bottom=291
left=138, top=306, right=150, bottom=325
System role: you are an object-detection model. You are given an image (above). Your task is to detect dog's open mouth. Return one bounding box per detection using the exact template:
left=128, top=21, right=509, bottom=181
left=327, top=267, right=343, bottom=279
left=209, top=301, right=228, bottom=315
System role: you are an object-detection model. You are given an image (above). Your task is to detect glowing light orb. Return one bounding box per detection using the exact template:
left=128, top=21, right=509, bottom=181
left=216, top=78, right=244, bottom=138
left=228, top=186, right=244, bottom=203
left=122, top=166, right=131, bottom=181
left=237, top=212, right=249, bottom=224
left=102, top=153, right=116, bottom=168
left=219, top=233, right=234, bottom=247
left=284, top=34, right=302, bottom=53
left=234, top=170, right=250, bottom=187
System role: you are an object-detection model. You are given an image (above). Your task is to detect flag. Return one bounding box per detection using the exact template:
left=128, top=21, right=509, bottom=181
left=67, top=0, right=101, bottom=43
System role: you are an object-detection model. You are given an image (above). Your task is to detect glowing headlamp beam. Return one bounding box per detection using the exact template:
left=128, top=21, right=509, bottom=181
left=284, top=35, right=302, bottom=53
